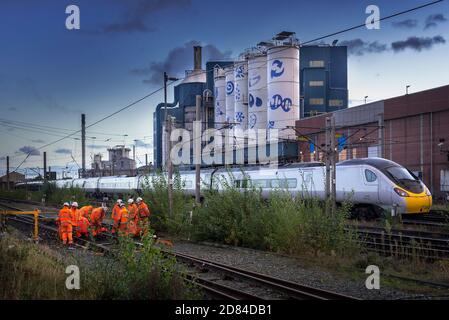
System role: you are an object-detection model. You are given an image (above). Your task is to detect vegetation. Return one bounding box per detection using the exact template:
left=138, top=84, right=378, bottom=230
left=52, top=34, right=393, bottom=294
left=191, top=172, right=358, bottom=256
left=141, top=171, right=194, bottom=236
left=0, top=230, right=199, bottom=300
left=0, top=182, right=88, bottom=207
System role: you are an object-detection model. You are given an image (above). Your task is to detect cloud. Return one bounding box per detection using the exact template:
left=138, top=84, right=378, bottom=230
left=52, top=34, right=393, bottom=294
left=134, top=139, right=152, bottom=148
left=87, top=144, right=111, bottom=150
left=18, top=146, right=40, bottom=156
left=424, top=14, right=447, bottom=29
left=391, top=19, right=418, bottom=29
left=391, top=36, right=446, bottom=52
left=96, top=0, right=191, bottom=34
left=31, top=139, right=45, bottom=143
left=54, top=148, right=72, bottom=155
left=130, top=40, right=232, bottom=85
left=7, top=106, right=19, bottom=112
left=339, top=39, right=388, bottom=56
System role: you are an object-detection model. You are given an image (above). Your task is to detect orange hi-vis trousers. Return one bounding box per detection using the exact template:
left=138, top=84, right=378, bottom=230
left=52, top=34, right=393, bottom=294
left=60, top=224, right=73, bottom=245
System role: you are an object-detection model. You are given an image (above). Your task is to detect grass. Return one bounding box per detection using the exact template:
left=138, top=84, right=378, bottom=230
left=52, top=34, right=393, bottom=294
left=0, top=229, right=200, bottom=300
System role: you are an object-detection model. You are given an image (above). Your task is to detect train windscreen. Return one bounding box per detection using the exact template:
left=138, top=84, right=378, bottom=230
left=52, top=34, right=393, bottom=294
left=386, top=166, right=423, bottom=193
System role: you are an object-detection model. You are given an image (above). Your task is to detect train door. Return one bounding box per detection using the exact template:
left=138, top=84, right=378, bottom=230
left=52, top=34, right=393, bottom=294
left=361, top=166, right=380, bottom=204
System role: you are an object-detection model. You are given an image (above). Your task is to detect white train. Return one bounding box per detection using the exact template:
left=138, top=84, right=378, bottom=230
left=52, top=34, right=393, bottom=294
left=17, top=158, right=432, bottom=217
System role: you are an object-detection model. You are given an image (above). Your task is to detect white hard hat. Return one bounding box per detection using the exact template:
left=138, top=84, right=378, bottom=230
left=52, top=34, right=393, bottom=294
left=119, top=202, right=125, bottom=207
left=136, top=197, right=143, bottom=203
left=63, top=202, right=69, bottom=207
left=71, top=202, right=78, bottom=208
left=117, top=199, right=123, bottom=204
left=128, top=198, right=134, bottom=204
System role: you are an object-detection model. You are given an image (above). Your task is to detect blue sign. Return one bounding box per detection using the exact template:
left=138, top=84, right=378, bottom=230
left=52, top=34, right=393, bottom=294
left=235, top=112, right=245, bottom=123
left=269, top=94, right=292, bottom=112
left=249, top=94, right=263, bottom=108
left=249, top=74, right=261, bottom=87
left=268, top=120, right=275, bottom=129
left=270, top=59, right=284, bottom=78
left=309, top=141, right=315, bottom=153
left=249, top=113, right=257, bottom=128
left=226, top=81, right=234, bottom=95
left=338, top=136, right=346, bottom=152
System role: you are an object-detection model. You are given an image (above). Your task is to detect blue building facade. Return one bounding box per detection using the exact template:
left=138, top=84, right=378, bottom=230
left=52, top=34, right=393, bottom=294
left=300, top=45, right=348, bottom=117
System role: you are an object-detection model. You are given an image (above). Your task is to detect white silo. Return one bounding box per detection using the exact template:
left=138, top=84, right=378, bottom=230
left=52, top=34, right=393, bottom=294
left=247, top=54, right=267, bottom=131
left=234, top=60, right=248, bottom=130
left=213, top=67, right=226, bottom=129
left=224, top=65, right=235, bottom=124
left=266, top=45, right=299, bottom=139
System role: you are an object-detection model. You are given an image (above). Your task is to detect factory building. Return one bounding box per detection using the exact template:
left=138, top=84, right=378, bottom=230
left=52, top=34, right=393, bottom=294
left=152, top=33, right=349, bottom=168
left=83, top=145, right=136, bottom=177
left=153, top=46, right=211, bottom=168
left=300, top=45, right=348, bottom=117
left=295, top=84, right=449, bottom=199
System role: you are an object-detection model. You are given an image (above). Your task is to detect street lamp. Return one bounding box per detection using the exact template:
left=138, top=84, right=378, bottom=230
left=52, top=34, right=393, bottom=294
left=364, top=96, right=368, bottom=104
left=406, top=85, right=411, bottom=95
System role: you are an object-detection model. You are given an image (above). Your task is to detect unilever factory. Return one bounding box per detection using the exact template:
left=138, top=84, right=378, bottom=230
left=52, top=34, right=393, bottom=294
left=152, top=31, right=449, bottom=198
left=153, top=31, right=348, bottom=168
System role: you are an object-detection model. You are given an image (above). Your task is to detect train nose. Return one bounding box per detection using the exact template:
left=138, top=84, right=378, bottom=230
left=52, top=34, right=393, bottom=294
left=405, top=194, right=432, bottom=214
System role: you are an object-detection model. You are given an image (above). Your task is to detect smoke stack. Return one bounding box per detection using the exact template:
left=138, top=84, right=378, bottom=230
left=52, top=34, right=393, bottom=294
left=194, top=46, right=202, bottom=70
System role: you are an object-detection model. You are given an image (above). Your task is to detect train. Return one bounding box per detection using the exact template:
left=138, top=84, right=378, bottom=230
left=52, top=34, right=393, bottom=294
left=16, top=158, right=432, bottom=218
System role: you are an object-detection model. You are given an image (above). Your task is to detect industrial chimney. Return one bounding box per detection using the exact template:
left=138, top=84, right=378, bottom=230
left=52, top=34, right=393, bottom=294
left=194, top=46, right=202, bottom=70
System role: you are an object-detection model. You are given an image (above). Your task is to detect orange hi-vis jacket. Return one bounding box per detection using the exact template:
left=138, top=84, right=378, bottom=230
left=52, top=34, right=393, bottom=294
left=118, top=207, right=129, bottom=232
left=112, top=204, right=121, bottom=221
left=58, top=207, right=72, bottom=227
left=77, top=216, right=90, bottom=236
left=90, top=207, right=105, bottom=224
left=70, top=208, right=82, bottom=227
left=128, top=203, right=138, bottom=220
left=137, top=202, right=150, bottom=218
left=79, top=205, right=93, bottom=218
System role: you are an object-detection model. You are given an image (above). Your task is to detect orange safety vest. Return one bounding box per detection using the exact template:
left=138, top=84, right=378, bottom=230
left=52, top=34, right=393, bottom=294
left=128, top=204, right=138, bottom=219
left=80, top=205, right=93, bottom=218
left=70, top=208, right=81, bottom=227
left=90, top=207, right=105, bottom=224
left=119, top=207, right=129, bottom=231
left=137, top=202, right=150, bottom=218
left=112, top=204, right=121, bottom=221
left=58, top=207, right=72, bottom=226
left=77, top=216, right=90, bottom=234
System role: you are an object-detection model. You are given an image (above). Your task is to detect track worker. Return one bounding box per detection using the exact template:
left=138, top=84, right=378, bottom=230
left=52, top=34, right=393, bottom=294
left=79, top=205, right=93, bottom=218
left=117, top=202, right=129, bottom=235
left=90, top=206, right=107, bottom=237
left=136, top=197, right=150, bottom=236
left=111, top=199, right=122, bottom=234
left=70, top=202, right=82, bottom=236
left=76, top=214, right=90, bottom=238
left=127, top=198, right=138, bottom=236
left=57, top=202, right=73, bottom=246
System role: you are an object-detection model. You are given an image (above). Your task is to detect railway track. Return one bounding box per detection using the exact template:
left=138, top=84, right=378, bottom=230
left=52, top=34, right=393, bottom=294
left=0, top=201, right=357, bottom=300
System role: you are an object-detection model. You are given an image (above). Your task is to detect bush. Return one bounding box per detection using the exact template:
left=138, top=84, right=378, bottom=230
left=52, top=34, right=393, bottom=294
left=141, top=171, right=194, bottom=235
left=94, top=232, right=200, bottom=299
left=192, top=172, right=359, bottom=257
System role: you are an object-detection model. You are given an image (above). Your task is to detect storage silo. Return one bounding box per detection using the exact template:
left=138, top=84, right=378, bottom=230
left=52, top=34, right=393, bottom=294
left=266, top=45, right=299, bottom=139
left=213, top=67, right=226, bottom=129
left=224, top=65, right=235, bottom=124
left=234, top=60, right=248, bottom=129
left=247, top=54, right=267, bottom=131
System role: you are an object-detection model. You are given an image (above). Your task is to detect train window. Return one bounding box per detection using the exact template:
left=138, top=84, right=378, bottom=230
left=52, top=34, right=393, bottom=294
left=365, top=169, right=377, bottom=182
left=252, top=179, right=268, bottom=188
left=270, top=178, right=297, bottom=189
left=386, top=167, right=417, bottom=181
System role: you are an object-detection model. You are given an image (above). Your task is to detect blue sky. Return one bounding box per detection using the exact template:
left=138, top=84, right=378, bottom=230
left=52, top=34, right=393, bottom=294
left=1, top=0, right=448, bottom=177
